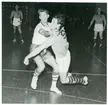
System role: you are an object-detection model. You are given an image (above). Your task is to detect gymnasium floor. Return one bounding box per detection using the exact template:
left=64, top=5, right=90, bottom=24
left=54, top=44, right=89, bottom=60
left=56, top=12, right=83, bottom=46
left=2, top=12, right=106, bottom=104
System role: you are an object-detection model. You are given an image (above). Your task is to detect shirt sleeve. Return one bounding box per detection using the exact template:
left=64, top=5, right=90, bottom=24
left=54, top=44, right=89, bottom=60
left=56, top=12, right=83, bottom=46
left=27, top=36, right=55, bottom=59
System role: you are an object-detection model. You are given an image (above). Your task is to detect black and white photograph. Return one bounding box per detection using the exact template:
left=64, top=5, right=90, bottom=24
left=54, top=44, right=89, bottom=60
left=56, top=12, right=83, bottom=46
left=2, top=1, right=107, bottom=104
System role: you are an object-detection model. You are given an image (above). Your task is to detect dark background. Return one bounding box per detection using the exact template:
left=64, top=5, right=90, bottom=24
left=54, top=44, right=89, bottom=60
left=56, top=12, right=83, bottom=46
left=2, top=2, right=107, bottom=41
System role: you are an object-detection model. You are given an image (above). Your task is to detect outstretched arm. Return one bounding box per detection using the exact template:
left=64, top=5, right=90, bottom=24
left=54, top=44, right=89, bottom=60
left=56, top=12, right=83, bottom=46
left=39, top=28, right=50, bottom=37
left=28, top=36, right=54, bottom=59
left=24, top=36, right=55, bottom=65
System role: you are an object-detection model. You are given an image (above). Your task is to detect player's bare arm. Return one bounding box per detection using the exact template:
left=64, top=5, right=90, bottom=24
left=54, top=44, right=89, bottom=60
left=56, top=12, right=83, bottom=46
left=88, top=15, right=95, bottom=29
left=102, top=15, right=106, bottom=30
left=10, top=11, right=14, bottom=24
left=24, top=36, right=55, bottom=60
left=39, top=28, right=50, bottom=37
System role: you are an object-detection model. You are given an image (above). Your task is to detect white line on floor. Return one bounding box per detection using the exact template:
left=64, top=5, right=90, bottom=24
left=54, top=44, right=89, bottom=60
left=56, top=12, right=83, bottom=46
left=2, top=85, right=106, bottom=104
left=3, top=69, right=34, bottom=72
left=47, top=71, right=106, bottom=76
left=2, top=69, right=106, bottom=76
left=84, top=46, right=106, bottom=66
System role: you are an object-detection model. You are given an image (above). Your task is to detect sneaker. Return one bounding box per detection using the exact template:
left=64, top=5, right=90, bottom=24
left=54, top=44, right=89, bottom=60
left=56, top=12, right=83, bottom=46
left=13, top=39, right=16, bottom=43
left=21, top=40, right=24, bottom=44
left=31, top=76, right=38, bottom=89
left=99, top=44, right=102, bottom=47
left=50, top=87, right=62, bottom=95
left=83, top=76, right=88, bottom=85
left=93, top=43, right=96, bottom=47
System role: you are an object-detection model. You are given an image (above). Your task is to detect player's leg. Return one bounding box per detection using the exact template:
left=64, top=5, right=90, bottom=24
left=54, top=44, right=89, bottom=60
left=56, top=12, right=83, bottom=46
left=58, top=51, right=88, bottom=85
left=18, top=25, right=24, bottom=44
left=60, top=72, right=88, bottom=85
left=99, top=31, right=103, bottom=47
left=30, top=44, right=45, bottom=89
left=57, top=50, right=71, bottom=84
left=13, top=25, right=17, bottom=43
left=93, top=31, right=98, bottom=47
left=43, top=51, right=62, bottom=95
left=31, top=55, right=45, bottom=89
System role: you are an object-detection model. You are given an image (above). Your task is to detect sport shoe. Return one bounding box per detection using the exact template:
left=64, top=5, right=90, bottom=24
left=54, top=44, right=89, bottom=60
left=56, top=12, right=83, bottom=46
left=31, top=76, right=38, bottom=89
left=13, top=39, right=16, bottom=43
left=50, top=87, right=62, bottom=95
left=21, top=40, right=24, bottom=44
left=83, top=76, right=88, bottom=85
left=99, top=44, right=102, bottom=47
left=93, top=43, right=96, bottom=47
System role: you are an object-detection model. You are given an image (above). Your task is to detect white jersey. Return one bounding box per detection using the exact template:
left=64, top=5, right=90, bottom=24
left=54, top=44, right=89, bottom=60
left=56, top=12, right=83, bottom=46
left=42, top=27, right=69, bottom=58
left=52, top=27, right=69, bottom=58
left=32, top=22, right=51, bottom=45
left=11, top=10, right=23, bottom=26
left=92, top=14, right=105, bottom=24
left=11, top=10, right=23, bottom=19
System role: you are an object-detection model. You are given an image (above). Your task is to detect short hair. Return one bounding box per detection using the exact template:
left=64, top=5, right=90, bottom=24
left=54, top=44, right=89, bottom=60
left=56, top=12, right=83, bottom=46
left=38, top=9, right=49, bottom=15
left=53, top=13, right=66, bottom=29
left=15, top=5, right=19, bottom=8
left=95, top=7, right=102, bottom=14
left=97, top=7, right=101, bottom=10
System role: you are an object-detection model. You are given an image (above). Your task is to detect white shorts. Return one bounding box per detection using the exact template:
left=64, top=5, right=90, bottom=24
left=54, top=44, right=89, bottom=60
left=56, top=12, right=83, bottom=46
left=13, top=18, right=21, bottom=26
left=94, top=24, right=103, bottom=32
left=56, top=50, right=71, bottom=73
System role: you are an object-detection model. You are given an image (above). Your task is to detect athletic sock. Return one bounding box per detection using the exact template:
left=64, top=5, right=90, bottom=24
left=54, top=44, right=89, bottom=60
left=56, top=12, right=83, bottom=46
left=94, top=39, right=96, bottom=44
left=68, top=76, right=88, bottom=85
left=19, top=33, right=24, bottom=44
left=50, top=72, right=62, bottom=95
left=99, top=39, right=103, bottom=47
left=13, top=33, right=16, bottom=42
left=31, top=70, right=40, bottom=89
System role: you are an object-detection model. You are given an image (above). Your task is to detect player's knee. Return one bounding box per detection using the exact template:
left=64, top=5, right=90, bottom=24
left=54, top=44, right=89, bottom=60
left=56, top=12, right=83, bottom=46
left=60, top=78, right=66, bottom=84
left=33, top=59, right=45, bottom=72
left=19, top=30, right=22, bottom=34
left=94, top=35, right=97, bottom=39
left=100, top=36, right=103, bottom=39
left=13, top=29, right=16, bottom=33
left=60, top=72, right=68, bottom=84
left=52, top=63, right=59, bottom=71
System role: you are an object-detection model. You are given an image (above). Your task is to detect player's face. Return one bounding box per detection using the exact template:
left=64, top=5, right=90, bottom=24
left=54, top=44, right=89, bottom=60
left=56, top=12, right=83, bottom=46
left=51, top=18, right=60, bottom=30
left=15, top=5, right=19, bottom=11
left=39, top=12, right=49, bottom=23
left=97, top=8, right=101, bottom=14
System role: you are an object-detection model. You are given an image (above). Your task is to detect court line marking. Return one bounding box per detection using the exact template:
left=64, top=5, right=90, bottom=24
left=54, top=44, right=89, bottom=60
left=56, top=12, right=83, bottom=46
left=2, top=69, right=106, bottom=76
left=2, top=85, right=106, bottom=104
left=47, top=71, right=106, bottom=76
left=84, top=46, right=106, bottom=66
